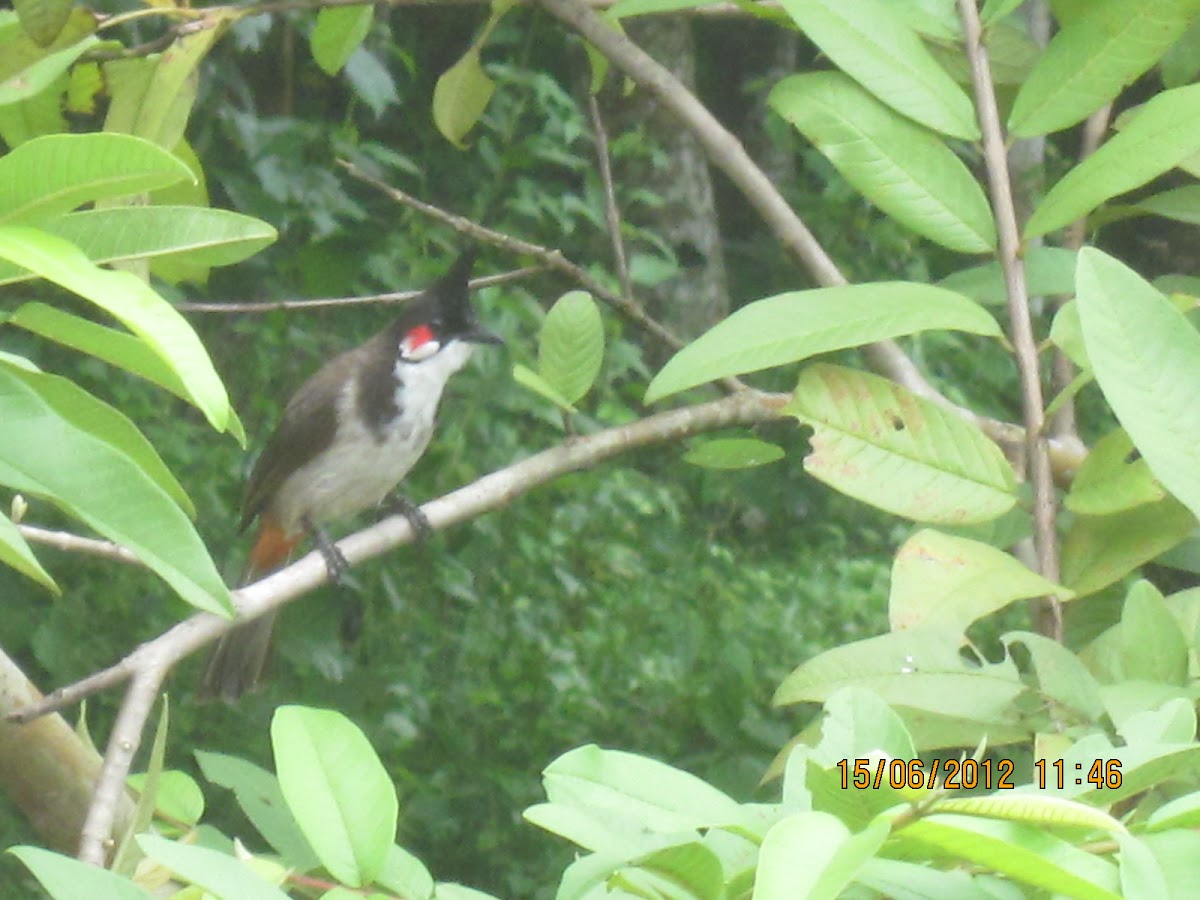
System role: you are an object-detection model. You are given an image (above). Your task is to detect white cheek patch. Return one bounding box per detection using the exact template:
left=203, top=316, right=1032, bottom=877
left=400, top=336, right=441, bottom=362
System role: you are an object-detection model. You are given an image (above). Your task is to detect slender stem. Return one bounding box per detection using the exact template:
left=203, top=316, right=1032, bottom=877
left=338, top=159, right=693, bottom=354
left=956, top=0, right=1061, bottom=634
left=587, top=94, right=634, bottom=300
left=18, top=525, right=142, bottom=567
left=176, top=268, right=539, bottom=313
left=1051, top=104, right=1111, bottom=438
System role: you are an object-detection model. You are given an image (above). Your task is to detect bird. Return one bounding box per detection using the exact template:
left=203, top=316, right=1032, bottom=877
left=198, top=250, right=502, bottom=700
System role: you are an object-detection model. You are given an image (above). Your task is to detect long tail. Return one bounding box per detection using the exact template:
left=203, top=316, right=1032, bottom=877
left=197, top=517, right=300, bottom=701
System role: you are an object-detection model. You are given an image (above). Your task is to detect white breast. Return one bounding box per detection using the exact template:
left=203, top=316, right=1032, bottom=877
left=271, top=340, right=476, bottom=532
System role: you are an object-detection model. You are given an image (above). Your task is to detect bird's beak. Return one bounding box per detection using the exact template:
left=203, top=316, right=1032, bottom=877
left=464, top=325, right=504, bottom=346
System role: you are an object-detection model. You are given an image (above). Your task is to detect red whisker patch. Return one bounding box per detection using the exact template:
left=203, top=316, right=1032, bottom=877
left=405, top=324, right=434, bottom=348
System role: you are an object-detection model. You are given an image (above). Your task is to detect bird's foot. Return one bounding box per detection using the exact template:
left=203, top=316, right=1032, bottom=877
left=303, top=516, right=351, bottom=584
left=383, top=495, right=433, bottom=544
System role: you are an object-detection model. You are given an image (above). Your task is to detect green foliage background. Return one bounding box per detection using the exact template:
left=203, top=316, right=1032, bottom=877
left=0, top=8, right=920, bottom=896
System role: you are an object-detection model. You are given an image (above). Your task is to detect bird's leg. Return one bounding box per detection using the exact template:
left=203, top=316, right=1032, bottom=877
left=302, top=515, right=350, bottom=584
left=382, top=494, right=433, bottom=545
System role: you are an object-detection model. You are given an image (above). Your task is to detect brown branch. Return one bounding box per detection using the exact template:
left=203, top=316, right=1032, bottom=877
left=1050, top=104, right=1111, bottom=439
left=0, top=649, right=136, bottom=855
left=957, top=0, right=1061, bottom=635
left=535, top=0, right=1003, bottom=432
left=587, top=93, right=633, bottom=300
left=540, top=0, right=845, bottom=288
left=175, top=268, right=539, bottom=314
left=337, top=159, right=691, bottom=354
left=18, top=525, right=143, bottom=567
left=13, top=390, right=786, bottom=857
left=78, top=673, right=166, bottom=865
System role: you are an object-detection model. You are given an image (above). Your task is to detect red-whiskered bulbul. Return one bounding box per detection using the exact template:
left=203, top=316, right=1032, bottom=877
left=198, top=250, right=501, bottom=700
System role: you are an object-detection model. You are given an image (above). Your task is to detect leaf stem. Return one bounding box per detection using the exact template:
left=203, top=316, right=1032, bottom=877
left=956, top=0, right=1061, bottom=635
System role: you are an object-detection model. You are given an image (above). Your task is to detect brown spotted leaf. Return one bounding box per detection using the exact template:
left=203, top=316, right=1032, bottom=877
left=785, top=364, right=1017, bottom=524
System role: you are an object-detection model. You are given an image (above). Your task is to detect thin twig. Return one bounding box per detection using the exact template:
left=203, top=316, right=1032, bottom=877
left=337, top=159, right=690, bottom=353
left=957, top=0, right=1061, bottom=636
left=18, top=525, right=143, bottom=567
left=156, top=0, right=782, bottom=21
left=587, top=94, right=633, bottom=300
left=176, top=268, right=540, bottom=314
left=1051, top=104, right=1111, bottom=439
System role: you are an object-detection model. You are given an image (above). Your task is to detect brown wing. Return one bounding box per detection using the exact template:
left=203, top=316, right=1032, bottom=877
left=238, top=344, right=370, bottom=531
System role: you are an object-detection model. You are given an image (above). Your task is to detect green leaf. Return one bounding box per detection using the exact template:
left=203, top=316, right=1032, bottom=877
left=774, top=626, right=1026, bottom=724
left=1147, top=790, right=1200, bottom=831
left=511, top=363, right=577, bottom=413
left=137, top=834, right=290, bottom=900
left=683, top=437, right=784, bottom=469
left=342, top=43, right=398, bottom=117
left=127, top=770, right=204, bottom=829
left=0, top=506, right=56, bottom=591
left=937, top=246, right=1078, bottom=307
left=0, top=73, right=67, bottom=147
left=775, top=0, right=978, bottom=139
left=271, top=706, right=397, bottom=887
left=614, top=842, right=725, bottom=900
left=1131, top=184, right=1200, bottom=225
left=0, top=224, right=232, bottom=434
left=1061, top=498, right=1196, bottom=597
left=0, top=352, right=194, bottom=514
left=0, top=206, right=276, bottom=286
left=432, top=47, right=493, bottom=148
left=756, top=813, right=888, bottom=900
left=890, top=530, right=1071, bottom=632
left=0, top=132, right=192, bottom=224
left=1117, top=833, right=1171, bottom=900
left=1067, top=428, right=1164, bottom=515
left=1119, top=581, right=1189, bottom=684
left=813, top=687, right=917, bottom=764
left=786, top=365, right=1017, bottom=524
left=1048, top=299, right=1089, bottom=368
left=1161, top=17, right=1200, bottom=87
left=932, top=793, right=1125, bottom=834
left=14, top=0, right=74, bottom=47
left=856, top=858, right=1009, bottom=900
left=1075, top=247, right=1200, bottom=519
left=376, top=845, right=435, bottom=900
left=1009, top=0, right=1200, bottom=138
left=103, top=22, right=225, bottom=148
left=8, top=845, right=156, bottom=900
left=195, top=751, right=319, bottom=872
left=1003, top=630, right=1106, bottom=720
left=538, top=290, right=604, bottom=406
left=1026, top=85, right=1200, bottom=237
left=310, top=5, right=374, bottom=75
left=523, top=802, right=651, bottom=858
left=769, top=72, right=995, bottom=253
left=645, top=282, right=1000, bottom=403
left=0, top=359, right=231, bottom=614
left=608, top=0, right=725, bottom=17
left=433, top=885, right=503, bottom=900
left=0, top=32, right=96, bottom=105
left=898, top=815, right=1121, bottom=899
left=981, top=0, right=1027, bottom=23
left=540, top=744, right=741, bottom=831
left=7, top=303, right=246, bottom=446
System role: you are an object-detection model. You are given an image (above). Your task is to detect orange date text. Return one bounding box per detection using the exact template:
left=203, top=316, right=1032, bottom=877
left=836, top=757, right=1016, bottom=791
